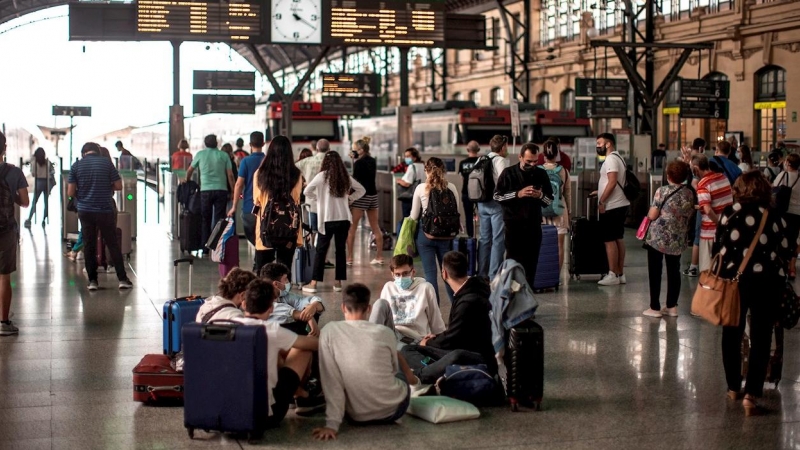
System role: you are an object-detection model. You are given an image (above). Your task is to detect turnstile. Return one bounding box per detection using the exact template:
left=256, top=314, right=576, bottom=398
left=61, top=171, right=79, bottom=241
left=116, top=170, right=138, bottom=239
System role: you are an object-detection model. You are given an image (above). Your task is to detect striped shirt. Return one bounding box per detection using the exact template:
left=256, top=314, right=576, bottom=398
left=697, top=172, right=732, bottom=240
left=68, top=154, right=120, bottom=213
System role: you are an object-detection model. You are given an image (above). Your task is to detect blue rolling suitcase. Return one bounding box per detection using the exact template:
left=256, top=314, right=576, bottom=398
left=292, top=242, right=315, bottom=286
left=534, top=225, right=560, bottom=292
left=451, top=236, right=477, bottom=276
left=163, top=258, right=205, bottom=356
left=183, top=321, right=268, bottom=441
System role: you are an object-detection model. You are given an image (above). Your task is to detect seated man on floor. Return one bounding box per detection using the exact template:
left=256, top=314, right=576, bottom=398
left=370, top=254, right=445, bottom=345
left=195, top=268, right=256, bottom=323
left=313, top=283, right=420, bottom=441
left=400, top=251, right=497, bottom=384
left=259, top=263, right=325, bottom=336
left=232, top=278, right=322, bottom=426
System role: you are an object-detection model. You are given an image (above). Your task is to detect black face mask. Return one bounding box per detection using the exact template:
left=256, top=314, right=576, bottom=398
left=596, top=146, right=606, bottom=156
left=350, top=151, right=359, bottom=159
left=522, top=163, right=535, bottom=171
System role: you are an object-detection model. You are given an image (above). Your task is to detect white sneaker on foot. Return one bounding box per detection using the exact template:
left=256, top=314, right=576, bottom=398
left=88, top=281, right=99, bottom=291
left=0, top=321, right=19, bottom=336
left=598, top=272, right=620, bottom=286
left=619, top=274, right=627, bottom=284
left=643, top=309, right=663, bottom=318
left=661, top=307, right=679, bottom=317
left=302, top=285, right=318, bottom=294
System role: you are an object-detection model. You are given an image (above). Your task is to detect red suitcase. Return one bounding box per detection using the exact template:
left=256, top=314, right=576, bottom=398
left=132, top=354, right=184, bottom=404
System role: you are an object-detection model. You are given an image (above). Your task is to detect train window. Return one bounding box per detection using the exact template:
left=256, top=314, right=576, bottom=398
left=413, top=131, right=424, bottom=150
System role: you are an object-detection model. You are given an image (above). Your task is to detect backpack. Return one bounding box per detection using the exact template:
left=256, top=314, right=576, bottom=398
left=435, top=364, right=502, bottom=407
left=177, top=180, right=200, bottom=214
left=467, top=155, right=496, bottom=203
left=541, top=166, right=565, bottom=218
left=422, top=187, right=461, bottom=239
left=611, top=154, right=641, bottom=202
left=712, top=156, right=739, bottom=185
left=259, top=194, right=301, bottom=249
left=0, top=165, right=15, bottom=234
left=773, top=172, right=799, bottom=214
left=766, top=166, right=780, bottom=183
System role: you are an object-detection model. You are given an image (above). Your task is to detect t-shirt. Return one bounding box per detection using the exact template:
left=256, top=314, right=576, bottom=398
left=230, top=317, right=298, bottom=416
left=401, top=162, right=426, bottom=188
left=773, top=171, right=800, bottom=216
left=171, top=151, right=193, bottom=170
left=353, top=155, right=377, bottom=196
left=67, top=154, right=120, bottom=213
left=598, top=152, right=630, bottom=211
left=457, top=157, right=479, bottom=195
left=697, top=172, right=733, bottom=240
left=191, top=148, right=233, bottom=192
left=237, top=152, right=265, bottom=213
left=1, top=163, right=28, bottom=231
left=194, top=295, right=243, bottom=323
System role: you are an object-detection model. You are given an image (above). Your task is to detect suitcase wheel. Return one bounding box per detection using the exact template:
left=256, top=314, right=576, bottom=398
left=187, top=428, right=195, bottom=439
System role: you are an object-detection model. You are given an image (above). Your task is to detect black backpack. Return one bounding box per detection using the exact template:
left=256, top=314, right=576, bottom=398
left=177, top=180, right=201, bottom=214
left=467, top=155, right=497, bottom=203
left=260, top=194, right=301, bottom=249
left=0, top=165, right=14, bottom=234
left=773, top=172, right=798, bottom=213
left=612, top=154, right=641, bottom=202
left=422, top=187, right=461, bottom=239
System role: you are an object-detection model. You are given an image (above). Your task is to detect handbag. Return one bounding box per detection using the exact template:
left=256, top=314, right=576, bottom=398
left=772, top=172, right=799, bottom=213
left=691, top=211, right=768, bottom=327
left=393, top=217, right=418, bottom=257
left=779, top=280, right=800, bottom=330
left=636, top=185, right=684, bottom=240
left=397, top=164, right=420, bottom=201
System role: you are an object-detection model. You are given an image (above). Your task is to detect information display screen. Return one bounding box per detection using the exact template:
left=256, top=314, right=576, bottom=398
left=137, top=0, right=263, bottom=42
left=328, top=0, right=445, bottom=47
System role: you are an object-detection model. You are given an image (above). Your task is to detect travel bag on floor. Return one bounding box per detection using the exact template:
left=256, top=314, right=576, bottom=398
left=569, top=201, right=608, bottom=279
left=504, top=319, right=544, bottom=411
left=534, top=225, right=560, bottom=291
left=451, top=236, right=477, bottom=276
left=132, top=354, right=184, bottom=404
left=163, top=258, right=205, bottom=356
left=292, top=235, right=315, bottom=286
left=183, top=321, right=268, bottom=441
left=180, top=210, right=203, bottom=253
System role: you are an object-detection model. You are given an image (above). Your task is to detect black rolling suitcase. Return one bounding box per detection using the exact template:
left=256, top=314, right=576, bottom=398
left=180, top=210, right=203, bottom=254
left=504, top=319, right=544, bottom=412
left=183, top=321, right=268, bottom=442
left=569, top=199, right=609, bottom=279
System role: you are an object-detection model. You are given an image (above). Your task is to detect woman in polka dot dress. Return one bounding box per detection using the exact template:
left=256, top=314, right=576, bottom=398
left=712, top=171, right=795, bottom=416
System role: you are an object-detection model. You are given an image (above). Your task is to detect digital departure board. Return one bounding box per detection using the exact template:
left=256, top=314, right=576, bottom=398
left=322, top=73, right=380, bottom=94
left=328, top=0, right=445, bottom=47
left=137, top=0, right=264, bottom=42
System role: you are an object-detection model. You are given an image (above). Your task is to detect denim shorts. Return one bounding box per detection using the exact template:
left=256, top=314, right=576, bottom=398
left=693, top=210, right=702, bottom=246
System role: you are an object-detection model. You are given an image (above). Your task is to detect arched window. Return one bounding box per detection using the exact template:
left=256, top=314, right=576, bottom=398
left=560, top=89, right=574, bottom=112
left=469, top=90, right=482, bottom=106
left=537, top=91, right=550, bottom=110
left=490, top=87, right=505, bottom=105
left=452, top=92, right=463, bottom=101
left=703, top=72, right=728, bottom=146
left=755, top=66, right=787, bottom=152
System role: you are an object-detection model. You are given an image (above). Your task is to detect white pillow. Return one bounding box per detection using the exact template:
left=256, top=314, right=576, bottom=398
left=406, top=396, right=480, bottom=424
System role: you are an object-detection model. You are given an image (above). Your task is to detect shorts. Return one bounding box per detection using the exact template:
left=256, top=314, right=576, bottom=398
left=0, top=230, right=18, bottom=275
left=309, top=212, right=319, bottom=234
left=600, top=206, right=627, bottom=242
left=351, top=194, right=379, bottom=211
left=693, top=210, right=702, bottom=246
left=542, top=210, right=570, bottom=235
left=267, top=367, right=301, bottom=426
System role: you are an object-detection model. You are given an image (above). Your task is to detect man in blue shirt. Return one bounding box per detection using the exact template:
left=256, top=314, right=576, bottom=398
left=709, top=140, right=742, bottom=184
left=228, top=132, right=266, bottom=269
left=68, top=142, right=133, bottom=291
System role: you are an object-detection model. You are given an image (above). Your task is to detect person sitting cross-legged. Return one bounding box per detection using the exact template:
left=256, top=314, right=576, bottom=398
left=194, top=268, right=256, bottom=323
left=259, top=262, right=325, bottom=336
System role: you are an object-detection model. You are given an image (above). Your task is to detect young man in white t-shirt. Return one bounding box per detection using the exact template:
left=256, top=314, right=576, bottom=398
left=232, top=279, right=320, bottom=426
left=592, top=133, right=630, bottom=286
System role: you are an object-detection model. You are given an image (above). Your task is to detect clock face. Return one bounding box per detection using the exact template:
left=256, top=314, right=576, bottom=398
left=271, top=0, right=322, bottom=44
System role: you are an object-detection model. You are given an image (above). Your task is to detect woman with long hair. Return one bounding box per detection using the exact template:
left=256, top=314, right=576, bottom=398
left=302, top=151, right=365, bottom=293
left=773, top=153, right=800, bottom=279
left=397, top=147, right=426, bottom=218
left=714, top=171, right=793, bottom=416
left=540, top=141, right=572, bottom=275
left=253, top=136, right=304, bottom=274
left=25, top=147, right=51, bottom=228
left=346, top=137, right=385, bottom=265
left=409, top=157, right=464, bottom=303
left=737, top=144, right=754, bottom=172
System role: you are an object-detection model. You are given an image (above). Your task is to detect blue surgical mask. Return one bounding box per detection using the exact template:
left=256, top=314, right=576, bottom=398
left=404, top=157, right=413, bottom=165
left=281, top=281, right=292, bottom=297
left=395, top=276, right=413, bottom=291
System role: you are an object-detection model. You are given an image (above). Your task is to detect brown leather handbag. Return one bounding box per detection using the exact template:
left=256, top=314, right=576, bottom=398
left=691, top=211, right=768, bottom=327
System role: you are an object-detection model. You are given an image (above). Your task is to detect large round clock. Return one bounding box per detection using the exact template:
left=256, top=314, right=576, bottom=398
left=271, top=0, right=322, bottom=44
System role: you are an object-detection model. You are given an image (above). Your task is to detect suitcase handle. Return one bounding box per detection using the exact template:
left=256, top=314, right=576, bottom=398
left=173, top=258, right=194, bottom=299
left=174, top=258, right=194, bottom=266
left=202, top=323, right=238, bottom=341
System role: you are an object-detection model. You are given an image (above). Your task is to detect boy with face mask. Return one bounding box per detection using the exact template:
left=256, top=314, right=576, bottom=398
left=259, top=263, right=324, bottom=336
left=369, top=254, right=445, bottom=345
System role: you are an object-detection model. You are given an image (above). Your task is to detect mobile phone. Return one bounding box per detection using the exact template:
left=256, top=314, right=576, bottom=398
left=251, top=204, right=261, bottom=215
left=420, top=356, right=433, bottom=367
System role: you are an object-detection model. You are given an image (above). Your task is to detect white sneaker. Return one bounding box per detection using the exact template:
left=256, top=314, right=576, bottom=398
left=619, top=274, right=627, bottom=284
left=661, top=307, right=679, bottom=317
left=643, top=309, right=663, bottom=318
left=302, top=285, right=318, bottom=294
left=598, top=272, right=620, bottom=286
left=0, top=321, right=19, bottom=336
left=76, top=252, right=84, bottom=261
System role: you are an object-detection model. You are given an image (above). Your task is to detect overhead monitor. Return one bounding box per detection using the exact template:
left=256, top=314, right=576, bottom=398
left=136, top=0, right=264, bottom=42
left=326, top=0, right=445, bottom=47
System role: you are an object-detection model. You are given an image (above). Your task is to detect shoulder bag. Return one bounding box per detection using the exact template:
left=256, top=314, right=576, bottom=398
left=636, top=185, right=684, bottom=240
left=397, top=164, right=420, bottom=201
left=690, top=211, right=768, bottom=327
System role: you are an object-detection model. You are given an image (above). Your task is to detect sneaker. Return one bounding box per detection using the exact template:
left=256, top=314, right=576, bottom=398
left=106, top=266, right=116, bottom=274
left=643, top=309, right=663, bottom=318
left=333, top=284, right=343, bottom=293
left=302, top=285, right=318, bottom=294
left=23, top=220, right=31, bottom=229
left=661, top=307, right=679, bottom=317
left=597, top=272, right=620, bottom=286
left=295, top=393, right=326, bottom=417
left=324, top=261, right=335, bottom=269
left=370, top=259, right=385, bottom=266
left=118, top=279, right=133, bottom=290
left=88, top=281, right=99, bottom=291
left=76, top=252, right=84, bottom=261
left=0, top=321, right=19, bottom=336
left=682, top=267, right=698, bottom=277
left=619, top=274, right=627, bottom=284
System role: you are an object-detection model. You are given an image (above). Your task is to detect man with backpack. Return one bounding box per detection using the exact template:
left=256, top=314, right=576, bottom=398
left=593, top=133, right=631, bottom=286
left=457, top=141, right=480, bottom=237
left=709, top=141, right=742, bottom=185
left=468, top=135, right=510, bottom=281
left=0, top=132, right=29, bottom=336
left=494, top=143, right=554, bottom=288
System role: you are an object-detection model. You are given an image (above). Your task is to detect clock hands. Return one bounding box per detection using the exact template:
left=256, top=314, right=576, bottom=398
left=292, top=13, right=316, bottom=30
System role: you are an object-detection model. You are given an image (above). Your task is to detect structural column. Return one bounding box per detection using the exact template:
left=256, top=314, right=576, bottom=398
left=168, top=40, right=185, bottom=160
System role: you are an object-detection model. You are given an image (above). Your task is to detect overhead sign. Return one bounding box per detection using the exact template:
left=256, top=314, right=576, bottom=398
left=662, top=106, right=680, bottom=115
left=575, top=78, right=630, bottom=97
left=679, top=99, right=729, bottom=119
left=321, top=73, right=380, bottom=95
left=322, top=96, right=378, bottom=117
left=328, top=0, right=446, bottom=47
left=510, top=99, right=520, bottom=137
left=680, top=79, right=730, bottom=99
left=193, top=94, right=256, bottom=115
left=52, top=106, right=92, bottom=117
left=754, top=101, right=787, bottom=110
left=136, top=0, right=264, bottom=42
left=193, top=71, right=255, bottom=90
left=575, top=99, right=628, bottom=119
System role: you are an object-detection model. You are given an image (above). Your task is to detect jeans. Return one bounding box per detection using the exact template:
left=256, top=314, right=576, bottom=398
left=646, top=246, right=681, bottom=310
left=254, top=245, right=296, bottom=277
left=477, top=201, right=505, bottom=280
left=504, top=220, right=542, bottom=289
left=416, top=232, right=454, bottom=304
left=400, top=345, right=488, bottom=384
left=401, top=200, right=412, bottom=219
left=27, top=179, right=49, bottom=222
left=313, top=221, right=349, bottom=282
left=461, top=194, right=475, bottom=238
left=200, top=190, right=229, bottom=249
left=78, top=211, right=128, bottom=282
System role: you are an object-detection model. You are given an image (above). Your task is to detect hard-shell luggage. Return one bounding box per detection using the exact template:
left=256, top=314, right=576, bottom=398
left=163, top=258, right=204, bottom=356
left=569, top=200, right=608, bottom=279
left=132, top=354, right=184, bottom=404
left=534, top=225, right=560, bottom=292
left=451, top=237, right=477, bottom=276
left=180, top=210, right=203, bottom=254
left=218, top=234, right=240, bottom=278
left=183, top=321, right=268, bottom=441
left=117, top=211, right=132, bottom=255
left=292, top=239, right=315, bottom=286
left=504, top=319, right=544, bottom=412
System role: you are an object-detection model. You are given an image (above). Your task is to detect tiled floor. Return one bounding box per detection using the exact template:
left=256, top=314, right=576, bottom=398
left=1, top=212, right=799, bottom=450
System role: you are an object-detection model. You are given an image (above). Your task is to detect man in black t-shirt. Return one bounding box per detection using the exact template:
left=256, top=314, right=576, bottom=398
left=457, top=141, right=480, bottom=237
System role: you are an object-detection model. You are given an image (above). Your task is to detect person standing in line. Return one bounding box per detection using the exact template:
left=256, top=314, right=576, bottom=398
left=397, top=147, right=425, bottom=218
left=297, top=138, right=333, bottom=268
left=346, top=137, right=385, bottom=266
left=737, top=144, right=754, bottom=173
left=67, top=142, right=133, bottom=291
left=535, top=137, right=573, bottom=171
left=641, top=160, right=695, bottom=318
left=773, top=153, right=800, bottom=279
left=233, top=137, right=249, bottom=161
left=692, top=153, right=733, bottom=272
left=185, top=134, right=235, bottom=254
left=302, top=151, right=365, bottom=293
left=171, top=139, right=193, bottom=170
left=681, top=138, right=707, bottom=277
left=0, top=132, right=29, bottom=336
left=593, top=133, right=630, bottom=286
left=477, top=135, right=510, bottom=281
left=252, top=136, right=304, bottom=274
left=297, top=148, right=313, bottom=162
left=494, top=143, right=553, bottom=289
left=228, top=132, right=266, bottom=265
left=540, top=141, right=572, bottom=274
left=763, top=150, right=782, bottom=183
left=221, top=143, right=239, bottom=180
left=457, top=141, right=480, bottom=238
left=24, top=147, right=52, bottom=229
left=710, top=140, right=742, bottom=184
